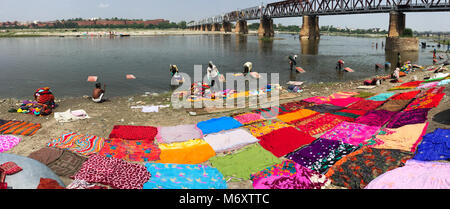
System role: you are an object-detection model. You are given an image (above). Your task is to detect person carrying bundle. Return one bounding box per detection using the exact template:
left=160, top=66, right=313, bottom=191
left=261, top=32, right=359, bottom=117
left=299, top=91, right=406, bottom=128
left=243, top=62, right=253, bottom=76
left=169, top=64, right=179, bottom=77
left=288, top=55, right=298, bottom=71
left=336, top=59, right=345, bottom=71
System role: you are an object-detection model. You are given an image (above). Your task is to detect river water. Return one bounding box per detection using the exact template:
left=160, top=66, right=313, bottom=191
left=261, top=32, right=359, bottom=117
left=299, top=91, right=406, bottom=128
left=0, top=34, right=437, bottom=98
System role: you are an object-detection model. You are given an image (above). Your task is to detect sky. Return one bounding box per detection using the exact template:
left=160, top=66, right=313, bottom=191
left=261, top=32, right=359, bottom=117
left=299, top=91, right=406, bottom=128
left=0, top=0, right=449, bottom=32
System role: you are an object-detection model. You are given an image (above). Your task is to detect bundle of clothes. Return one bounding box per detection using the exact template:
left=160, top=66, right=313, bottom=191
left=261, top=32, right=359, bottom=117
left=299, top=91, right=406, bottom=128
left=14, top=87, right=56, bottom=116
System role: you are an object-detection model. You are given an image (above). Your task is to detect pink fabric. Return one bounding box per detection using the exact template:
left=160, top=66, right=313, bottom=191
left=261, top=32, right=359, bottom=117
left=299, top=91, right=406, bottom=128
left=328, top=92, right=359, bottom=99
left=365, top=160, right=450, bottom=189
left=320, top=122, right=381, bottom=146
left=325, top=97, right=362, bottom=107
left=233, top=113, right=265, bottom=125
left=303, top=96, right=330, bottom=105
left=0, top=135, right=21, bottom=153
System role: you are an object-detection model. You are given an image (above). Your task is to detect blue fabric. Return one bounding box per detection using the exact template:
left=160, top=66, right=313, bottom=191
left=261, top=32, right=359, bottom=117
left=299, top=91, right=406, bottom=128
left=414, top=128, right=450, bottom=161
left=196, top=116, right=242, bottom=135
left=438, top=79, right=450, bottom=86
left=143, top=163, right=227, bottom=189
left=367, top=93, right=396, bottom=101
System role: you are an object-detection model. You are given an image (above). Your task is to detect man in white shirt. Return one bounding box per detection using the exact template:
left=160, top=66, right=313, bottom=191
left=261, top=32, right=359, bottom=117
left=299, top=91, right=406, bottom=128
left=207, top=61, right=220, bottom=88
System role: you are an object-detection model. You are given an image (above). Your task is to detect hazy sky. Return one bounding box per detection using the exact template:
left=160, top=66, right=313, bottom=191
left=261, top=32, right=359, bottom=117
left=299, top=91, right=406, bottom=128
left=0, top=0, right=449, bottom=31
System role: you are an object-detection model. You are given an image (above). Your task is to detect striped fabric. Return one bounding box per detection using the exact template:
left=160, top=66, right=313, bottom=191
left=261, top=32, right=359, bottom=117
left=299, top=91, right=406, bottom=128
left=47, top=132, right=105, bottom=156
left=0, top=121, right=41, bottom=136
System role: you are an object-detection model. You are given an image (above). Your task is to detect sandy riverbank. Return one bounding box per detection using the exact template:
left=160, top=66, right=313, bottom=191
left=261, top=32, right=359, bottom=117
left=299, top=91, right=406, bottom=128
left=1, top=62, right=449, bottom=189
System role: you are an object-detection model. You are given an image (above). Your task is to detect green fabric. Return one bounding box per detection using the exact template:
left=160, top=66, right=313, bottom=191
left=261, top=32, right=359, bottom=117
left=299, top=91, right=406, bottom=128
left=332, top=112, right=360, bottom=119
left=209, top=144, right=282, bottom=182
left=353, top=91, right=376, bottom=98
left=424, top=77, right=448, bottom=83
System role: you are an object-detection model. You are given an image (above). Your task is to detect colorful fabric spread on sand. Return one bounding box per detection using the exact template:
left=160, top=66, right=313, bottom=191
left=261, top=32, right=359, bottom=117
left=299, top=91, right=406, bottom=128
left=155, top=124, right=203, bottom=144
left=0, top=119, right=9, bottom=126
left=328, top=92, right=359, bottom=99
left=320, top=122, right=381, bottom=146
left=277, top=109, right=319, bottom=123
left=365, top=160, right=450, bottom=189
left=302, top=96, right=330, bottom=104
left=196, top=117, right=243, bottom=135
left=390, top=90, right=421, bottom=100
left=353, top=91, right=376, bottom=98
left=252, top=106, right=291, bottom=118
left=0, top=135, right=21, bottom=153
left=28, top=148, right=87, bottom=177
left=258, top=127, right=316, bottom=157
left=143, top=163, right=227, bottom=189
left=72, top=154, right=151, bottom=189
left=438, top=79, right=450, bottom=86
left=99, top=138, right=161, bottom=162
left=244, top=120, right=292, bottom=138
left=331, top=114, right=356, bottom=122
left=304, top=104, right=345, bottom=113
left=386, top=108, right=430, bottom=129
left=346, top=99, right=385, bottom=111
left=377, top=99, right=413, bottom=112
left=404, top=93, right=445, bottom=111
left=417, top=82, right=439, bottom=89
left=389, top=81, right=424, bottom=90
left=250, top=160, right=330, bottom=189
left=204, top=128, right=259, bottom=153
left=47, top=132, right=105, bottom=156
left=157, top=139, right=216, bottom=164
left=332, top=111, right=361, bottom=119
left=354, top=110, right=397, bottom=127
left=109, top=125, right=158, bottom=141
left=286, top=138, right=358, bottom=174
left=209, top=144, right=282, bottom=182
left=375, top=123, right=429, bottom=153
left=325, top=97, right=362, bottom=107
left=232, top=113, right=266, bottom=125
left=280, top=101, right=315, bottom=112
left=289, top=113, right=345, bottom=136
left=414, top=128, right=450, bottom=161
left=325, top=147, right=413, bottom=189
left=367, top=93, right=396, bottom=101
left=0, top=121, right=41, bottom=136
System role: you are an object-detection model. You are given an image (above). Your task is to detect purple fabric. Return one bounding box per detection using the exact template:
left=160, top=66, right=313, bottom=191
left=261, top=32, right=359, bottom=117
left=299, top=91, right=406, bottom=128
left=286, top=139, right=341, bottom=168
left=354, top=110, right=397, bottom=127
left=386, top=108, right=431, bottom=129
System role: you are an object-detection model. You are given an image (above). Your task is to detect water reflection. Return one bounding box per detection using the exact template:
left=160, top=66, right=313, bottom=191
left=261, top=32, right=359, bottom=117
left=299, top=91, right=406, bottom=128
left=289, top=68, right=297, bottom=81
left=258, top=39, right=274, bottom=55
left=385, top=50, right=419, bottom=72
left=235, top=35, right=247, bottom=51
left=300, top=39, right=320, bottom=55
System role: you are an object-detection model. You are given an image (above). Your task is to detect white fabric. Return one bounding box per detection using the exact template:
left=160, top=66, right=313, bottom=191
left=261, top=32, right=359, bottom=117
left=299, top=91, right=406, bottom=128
left=54, top=109, right=90, bottom=123
left=204, top=128, right=259, bottom=153
left=131, top=105, right=170, bottom=113
left=92, top=93, right=104, bottom=103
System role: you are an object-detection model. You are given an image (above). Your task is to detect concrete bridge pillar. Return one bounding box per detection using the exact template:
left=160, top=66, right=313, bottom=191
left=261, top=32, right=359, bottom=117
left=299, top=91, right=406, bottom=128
left=235, top=20, right=248, bottom=34
left=388, top=11, right=405, bottom=37
left=206, top=24, right=212, bottom=31
left=300, top=15, right=320, bottom=40
left=258, top=16, right=274, bottom=37
left=201, top=25, right=206, bottom=31
left=221, top=21, right=232, bottom=33
left=212, top=23, right=220, bottom=31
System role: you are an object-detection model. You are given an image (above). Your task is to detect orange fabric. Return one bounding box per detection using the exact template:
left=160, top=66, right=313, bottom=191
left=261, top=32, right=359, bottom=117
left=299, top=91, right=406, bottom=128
left=277, top=109, right=319, bottom=123
left=157, top=139, right=216, bottom=164
left=325, top=148, right=365, bottom=178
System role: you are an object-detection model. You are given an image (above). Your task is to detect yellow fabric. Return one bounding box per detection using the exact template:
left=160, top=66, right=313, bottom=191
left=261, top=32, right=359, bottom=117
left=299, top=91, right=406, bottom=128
left=244, top=120, right=292, bottom=137
left=277, top=109, right=319, bottom=123
left=375, top=123, right=428, bottom=152
left=157, top=139, right=216, bottom=164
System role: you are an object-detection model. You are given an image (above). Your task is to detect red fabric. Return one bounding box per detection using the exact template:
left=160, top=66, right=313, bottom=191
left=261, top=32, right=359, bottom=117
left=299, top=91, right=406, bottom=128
left=399, top=81, right=424, bottom=88
left=0, top=183, right=7, bottom=189
left=390, top=90, right=421, bottom=100
left=346, top=100, right=385, bottom=111
left=331, top=114, right=356, bottom=122
left=0, top=162, right=22, bottom=175
left=427, top=87, right=445, bottom=94
left=337, top=109, right=368, bottom=116
left=325, top=97, right=362, bottom=107
left=37, top=178, right=66, bottom=189
left=109, top=125, right=158, bottom=141
left=258, top=127, right=316, bottom=158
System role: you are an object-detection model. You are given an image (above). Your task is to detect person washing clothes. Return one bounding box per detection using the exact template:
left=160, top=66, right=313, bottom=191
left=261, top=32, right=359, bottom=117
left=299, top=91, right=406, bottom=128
left=92, top=83, right=106, bottom=103
left=243, top=62, right=253, bottom=76
left=397, top=52, right=402, bottom=68
left=207, top=61, right=220, bottom=89
left=336, top=59, right=345, bottom=71
left=392, top=67, right=401, bottom=83
left=169, top=64, right=179, bottom=77
left=288, top=55, right=298, bottom=71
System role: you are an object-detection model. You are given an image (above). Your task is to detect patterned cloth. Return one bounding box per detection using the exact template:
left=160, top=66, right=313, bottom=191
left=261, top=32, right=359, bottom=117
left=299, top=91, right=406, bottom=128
left=365, top=160, right=450, bottom=189
left=157, top=139, right=216, bottom=164
left=29, top=148, right=87, bottom=177
left=413, top=128, right=450, bottom=161
left=303, top=96, right=330, bottom=105
left=386, top=108, right=430, bottom=129
left=377, top=99, right=413, bottom=112
left=73, top=154, right=151, bottom=189
left=404, top=93, right=445, bottom=111
left=250, top=160, right=330, bottom=189
left=277, top=109, right=320, bottom=123
left=0, top=121, right=41, bottom=136
left=232, top=113, right=266, bottom=125
left=99, top=138, right=161, bottom=162
left=389, top=90, right=421, bottom=100
left=328, top=92, right=359, bottom=99
left=155, top=124, right=203, bottom=144
left=325, top=147, right=413, bottom=189
left=196, top=117, right=242, bottom=135
left=209, top=144, right=282, bottom=182
left=417, top=82, right=439, bottom=89
left=354, top=110, right=397, bottom=127
left=286, top=139, right=358, bottom=174
left=375, top=123, right=429, bottom=153
left=320, top=122, right=381, bottom=146
left=346, top=99, right=385, bottom=111
left=389, top=81, right=424, bottom=90
left=304, top=104, right=346, bottom=113
left=251, top=106, right=291, bottom=118
left=366, top=93, right=396, bottom=101
left=325, top=97, right=362, bottom=107
left=204, top=128, right=259, bottom=153
left=0, top=135, right=21, bottom=153
left=258, top=127, right=316, bottom=158
left=244, top=120, right=292, bottom=138
left=289, top=113, right=346, bottom=136
left=47, top=132, right=105, bottom=156
left=109, top=125, right=158, bottom=141
left=143, top=163, right=227, bottom=189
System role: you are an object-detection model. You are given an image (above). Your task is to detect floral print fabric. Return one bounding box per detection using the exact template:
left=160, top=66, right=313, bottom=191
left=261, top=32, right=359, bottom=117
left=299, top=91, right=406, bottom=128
left=244, top=119, right=293, bottom=138
left=320, top=122, right=381, bottom=146
left=99, top=138, right=161, bottom=162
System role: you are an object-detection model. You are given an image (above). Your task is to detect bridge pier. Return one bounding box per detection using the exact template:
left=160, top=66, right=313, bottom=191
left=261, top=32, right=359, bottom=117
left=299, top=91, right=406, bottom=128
left=300, top=15, right=320, bottom=40
left=388, top=11, right=405, bottom=37
left=221, top=21, right=232, bottom=33
left=235, top=20, right=248, bottom=34
left=258, top=16, right=274, bottom=38
left=206, top=24, right=212, bottom=31
left=386, top=11, right=418, bottom=52
left=212, top=23, right=221, bottom=31
left=201, top=25, right=207, bottom=31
